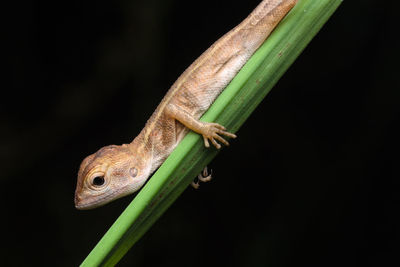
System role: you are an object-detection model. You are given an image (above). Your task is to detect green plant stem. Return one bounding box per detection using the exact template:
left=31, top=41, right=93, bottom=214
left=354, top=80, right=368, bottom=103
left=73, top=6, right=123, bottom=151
left=80, top=0, right=343, bottom=266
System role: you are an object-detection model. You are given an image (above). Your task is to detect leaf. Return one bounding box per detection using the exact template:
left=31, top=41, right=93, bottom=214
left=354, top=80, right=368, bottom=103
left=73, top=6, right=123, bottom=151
left=80, top=0, right=343, bottom=266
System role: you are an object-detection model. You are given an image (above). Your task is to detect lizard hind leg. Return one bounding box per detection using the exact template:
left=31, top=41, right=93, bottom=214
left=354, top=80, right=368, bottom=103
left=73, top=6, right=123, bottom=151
left=191, top=166, right=213, bottom=189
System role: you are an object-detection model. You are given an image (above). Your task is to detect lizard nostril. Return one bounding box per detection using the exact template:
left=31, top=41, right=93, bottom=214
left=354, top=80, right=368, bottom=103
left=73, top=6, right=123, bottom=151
left=74, top=194, right=81, bottom=206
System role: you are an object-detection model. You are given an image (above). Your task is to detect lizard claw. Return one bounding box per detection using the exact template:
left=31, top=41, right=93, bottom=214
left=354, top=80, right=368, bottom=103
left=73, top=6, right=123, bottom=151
left=191, top=166, right=212, bottom=189
left=191, top=181, right=200, bottom=189
left=201, top=122, right=236, bottom=149
left=198, top=166, right=212, bottom=182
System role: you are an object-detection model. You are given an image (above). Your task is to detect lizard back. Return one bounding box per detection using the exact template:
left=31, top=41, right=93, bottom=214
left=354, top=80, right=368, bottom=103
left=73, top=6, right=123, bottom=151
left=141, top=0, right=297, bottom=162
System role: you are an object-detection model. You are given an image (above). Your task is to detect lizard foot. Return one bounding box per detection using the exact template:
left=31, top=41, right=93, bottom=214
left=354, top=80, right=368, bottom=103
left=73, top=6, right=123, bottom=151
left=200, top=122, right=236, bottom=149
left=191, top=166, right=212, bottom=189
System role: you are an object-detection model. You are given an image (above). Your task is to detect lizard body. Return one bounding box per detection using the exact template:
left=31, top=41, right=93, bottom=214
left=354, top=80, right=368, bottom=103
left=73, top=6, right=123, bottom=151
left=75, top=0, right=297, bottom=209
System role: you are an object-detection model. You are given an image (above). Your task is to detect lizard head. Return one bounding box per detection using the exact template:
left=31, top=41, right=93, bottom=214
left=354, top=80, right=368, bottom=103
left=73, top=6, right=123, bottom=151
left=74, top=144, right=151, bottom=210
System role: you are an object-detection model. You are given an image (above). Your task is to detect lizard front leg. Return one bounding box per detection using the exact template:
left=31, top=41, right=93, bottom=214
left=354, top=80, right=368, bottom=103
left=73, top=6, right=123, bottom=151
left=165, top=103, right=236, bottom=149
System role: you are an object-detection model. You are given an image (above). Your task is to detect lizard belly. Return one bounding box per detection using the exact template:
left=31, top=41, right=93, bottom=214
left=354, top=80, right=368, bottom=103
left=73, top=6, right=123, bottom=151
left=148, top=113, right=187, bottom=170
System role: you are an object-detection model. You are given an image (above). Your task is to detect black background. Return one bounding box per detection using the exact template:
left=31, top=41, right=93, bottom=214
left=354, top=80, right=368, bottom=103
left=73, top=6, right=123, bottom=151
left=2, top=0, right=399, bottom=266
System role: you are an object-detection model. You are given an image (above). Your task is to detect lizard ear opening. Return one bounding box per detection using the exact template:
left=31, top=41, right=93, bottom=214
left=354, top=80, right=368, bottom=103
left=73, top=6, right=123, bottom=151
left=129, top=167, right=138, bottom=178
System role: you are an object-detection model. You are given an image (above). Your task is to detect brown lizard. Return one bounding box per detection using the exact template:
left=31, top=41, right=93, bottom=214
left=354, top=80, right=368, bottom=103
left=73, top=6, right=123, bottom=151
left=75, top=0, right=297, bottom=210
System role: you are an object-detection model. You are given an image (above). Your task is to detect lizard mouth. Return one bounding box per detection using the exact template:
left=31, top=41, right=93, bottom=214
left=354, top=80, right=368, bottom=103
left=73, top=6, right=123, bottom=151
left=74, top=187, right=125, bottom=210
left=75, top=201, right=105, bottom=210
left=75, top=182, right=138, bottom=210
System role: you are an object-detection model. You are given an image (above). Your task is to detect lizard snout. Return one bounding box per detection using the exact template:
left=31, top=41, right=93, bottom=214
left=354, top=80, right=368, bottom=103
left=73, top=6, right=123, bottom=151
left=74, top=193, right=83, bottom=209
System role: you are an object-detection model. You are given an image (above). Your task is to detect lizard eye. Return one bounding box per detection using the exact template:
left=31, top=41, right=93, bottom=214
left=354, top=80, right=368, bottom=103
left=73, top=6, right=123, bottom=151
left=92, top=176, right=105, bottom=186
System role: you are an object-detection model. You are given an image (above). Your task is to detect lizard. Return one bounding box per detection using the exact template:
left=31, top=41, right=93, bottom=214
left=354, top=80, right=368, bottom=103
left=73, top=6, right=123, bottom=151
left=75, top=0, right=298, bottom=210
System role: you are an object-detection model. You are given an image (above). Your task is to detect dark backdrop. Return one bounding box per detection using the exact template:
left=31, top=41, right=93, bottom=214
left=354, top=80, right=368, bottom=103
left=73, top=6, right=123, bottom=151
left=2, top=0, right=399, bottom=266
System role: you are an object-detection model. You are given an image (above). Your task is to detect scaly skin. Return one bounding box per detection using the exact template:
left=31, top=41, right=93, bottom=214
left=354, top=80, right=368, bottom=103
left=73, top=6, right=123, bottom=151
left=75, top=0, right=297, bottom=210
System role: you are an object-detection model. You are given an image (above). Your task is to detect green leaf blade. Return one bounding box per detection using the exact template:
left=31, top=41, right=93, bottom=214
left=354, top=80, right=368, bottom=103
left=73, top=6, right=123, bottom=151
left=80, top=0, right=343, bottom=266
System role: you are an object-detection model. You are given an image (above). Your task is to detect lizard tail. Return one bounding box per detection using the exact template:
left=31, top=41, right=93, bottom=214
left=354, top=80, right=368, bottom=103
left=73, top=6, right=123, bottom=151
left=240, top=0, right=298, bottom=48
